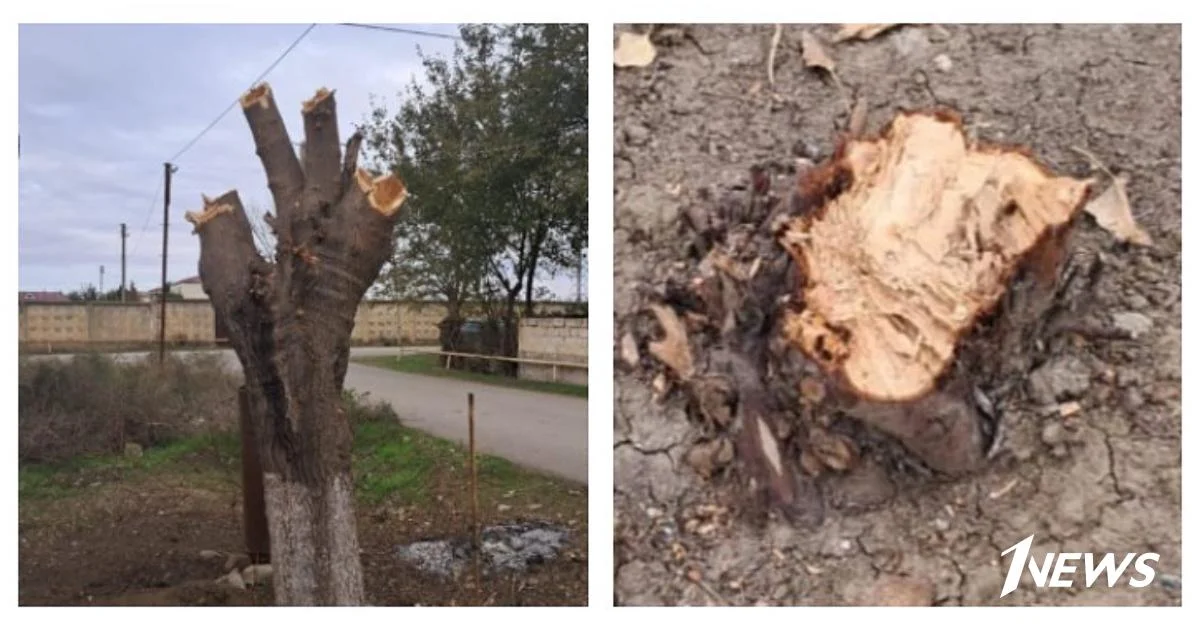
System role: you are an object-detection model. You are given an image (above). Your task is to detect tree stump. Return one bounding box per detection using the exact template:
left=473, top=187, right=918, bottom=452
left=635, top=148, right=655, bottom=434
left=185, top=83, right=407, bottom=605
left=646, top=109, right=1098, bottom=524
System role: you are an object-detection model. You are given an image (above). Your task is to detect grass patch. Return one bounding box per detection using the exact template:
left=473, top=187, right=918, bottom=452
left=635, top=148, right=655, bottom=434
left=356, top=353, right=587, bottom=398
left=350, top=416, right=573, bottom=506
left=18, top=431, right=240, bottom=502
left=22, top=390, right=578, bottom=511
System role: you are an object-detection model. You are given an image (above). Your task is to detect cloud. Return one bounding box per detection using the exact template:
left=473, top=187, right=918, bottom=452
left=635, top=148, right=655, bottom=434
left=18, top=23, right=458, bottom=292
left=19, top=23, right=584, bottom=301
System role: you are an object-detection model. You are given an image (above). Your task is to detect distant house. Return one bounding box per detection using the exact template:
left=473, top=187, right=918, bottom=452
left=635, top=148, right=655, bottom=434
left=145, top=275, right=207, bottom=301
left=18, top=290, right=69, bottom=303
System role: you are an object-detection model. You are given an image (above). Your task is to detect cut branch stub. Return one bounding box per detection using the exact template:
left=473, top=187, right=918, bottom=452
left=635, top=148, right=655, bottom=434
left=300, top=87, right=343, bottom=218
left=354, top=168, right=408, bottom=217
left=241, top=83, right=305, bottom=243
left=778, top=110, right=1092, bottom=404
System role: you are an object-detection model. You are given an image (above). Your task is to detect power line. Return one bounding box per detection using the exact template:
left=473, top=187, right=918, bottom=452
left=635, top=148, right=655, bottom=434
left=130, top=175, right=163, bottom=259
left=339, top=23, right=461, bottom=40
left=166, top=23, right=318, bottom=164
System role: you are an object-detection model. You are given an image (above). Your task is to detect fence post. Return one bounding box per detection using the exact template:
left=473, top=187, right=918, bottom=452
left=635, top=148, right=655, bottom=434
left=239, top=385, right=270, bottom=563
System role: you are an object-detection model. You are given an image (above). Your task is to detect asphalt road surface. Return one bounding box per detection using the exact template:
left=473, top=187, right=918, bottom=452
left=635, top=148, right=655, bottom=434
left=29, top=347, right=587, bottom=484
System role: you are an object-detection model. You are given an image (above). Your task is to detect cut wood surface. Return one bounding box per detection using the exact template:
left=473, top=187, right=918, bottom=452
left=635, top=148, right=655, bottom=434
left=779, top=111, right=1092, bottom=402
left=640, top=107, right=1102, bottom=522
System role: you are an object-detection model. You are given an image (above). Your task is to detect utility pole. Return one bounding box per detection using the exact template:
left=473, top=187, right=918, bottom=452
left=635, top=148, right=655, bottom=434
left=574, top=244, right=584, bottom=303
left=99, top=265, right=105, bottom=295
left=159, top=162, right=176, bottom=364
left=120, top=223, right=128, bottom=302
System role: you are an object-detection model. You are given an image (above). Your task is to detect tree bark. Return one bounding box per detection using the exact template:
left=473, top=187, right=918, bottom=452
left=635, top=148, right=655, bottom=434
left=653, top=109, right=1097, bottom=524
left=185, top=83, right=407, bottom=605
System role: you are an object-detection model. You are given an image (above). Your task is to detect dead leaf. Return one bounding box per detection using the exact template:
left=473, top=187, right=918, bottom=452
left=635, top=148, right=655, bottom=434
left=800, top=31, right=836, bottom=74
left=614, top=31, right=656, bottom=68
left=808, top=427, right=858, bottom=471
left=648, top=304, right=695, bottom=378
left=695, top=376, right=734, bottom=426
left=1084, top=174, right=1152, bottom=246
left=799, top=450, right=824, bottom=477
left=848, top=93, right=869, bottom=137
left=832, top=24, right=900, bottom=44
left=685, top=437, right=734, bottom=478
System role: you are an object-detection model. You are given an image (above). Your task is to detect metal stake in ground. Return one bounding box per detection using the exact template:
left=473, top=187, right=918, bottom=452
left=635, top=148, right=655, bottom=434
left=468, top=392, right=480, bottom=584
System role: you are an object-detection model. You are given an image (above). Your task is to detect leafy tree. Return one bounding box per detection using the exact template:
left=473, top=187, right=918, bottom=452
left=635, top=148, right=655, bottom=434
left=362, top=23, right=587, bottom=339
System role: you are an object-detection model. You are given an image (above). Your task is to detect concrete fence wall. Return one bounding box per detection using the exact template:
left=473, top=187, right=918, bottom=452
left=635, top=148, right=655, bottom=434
left=19, top=301, right=215, bottom=346
left=517, top=316, right=588, bottom=386
left=19, top=300, right=588, bottom=350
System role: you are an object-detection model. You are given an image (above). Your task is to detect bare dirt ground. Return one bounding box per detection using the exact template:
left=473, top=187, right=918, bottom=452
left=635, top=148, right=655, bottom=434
left=19, top=452, right=587, bottom=606
left=613, top=24, right=1181, bottom=606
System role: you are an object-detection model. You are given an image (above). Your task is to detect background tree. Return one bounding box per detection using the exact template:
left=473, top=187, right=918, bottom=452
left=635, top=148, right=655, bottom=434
left=68, top=283, right=145, bottom=301
left=362, top=24, right=588, bottom=351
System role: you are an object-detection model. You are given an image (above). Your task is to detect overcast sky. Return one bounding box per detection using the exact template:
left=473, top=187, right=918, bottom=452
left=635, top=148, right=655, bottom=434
left=18, top=23, right=586, bottom=300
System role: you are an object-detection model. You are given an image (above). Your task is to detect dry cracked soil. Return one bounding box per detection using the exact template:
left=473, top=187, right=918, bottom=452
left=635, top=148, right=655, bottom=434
left=613, top=23, right=1181, bottom=606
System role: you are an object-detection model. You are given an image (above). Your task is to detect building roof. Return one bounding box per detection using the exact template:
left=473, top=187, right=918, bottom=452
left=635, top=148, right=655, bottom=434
left=147, top=276, right=202, bottom=294
left=18, top=291, right=69, bottom=302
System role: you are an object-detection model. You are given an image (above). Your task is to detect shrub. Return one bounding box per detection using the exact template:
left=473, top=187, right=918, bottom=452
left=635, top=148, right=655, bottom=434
left=18, top=353, right=240, bottom=464
left=341, top=387, right=402, bottom=427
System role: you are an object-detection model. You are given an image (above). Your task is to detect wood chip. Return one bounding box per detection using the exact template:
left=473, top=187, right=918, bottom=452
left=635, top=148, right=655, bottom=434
left=1058, top=401, right=1082, bottom=417
left=989, top=478, right=1019, bottom=500
left=832, top=24, right=901, bottom=43
left=652, top=373, right=668, bottom=398
left=848, top=92, right=869, bottom=137
left=614, top=31, right=657, bottom=68
left=619, top=332, right=640, bottom=368
left=1084, top=174, right=1152, bottom=246
left=647, top=304, right=695, bottom=379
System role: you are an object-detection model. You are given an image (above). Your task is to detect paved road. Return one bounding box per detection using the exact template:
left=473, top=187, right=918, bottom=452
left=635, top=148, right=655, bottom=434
left=27, top=347, right=588, bottom=484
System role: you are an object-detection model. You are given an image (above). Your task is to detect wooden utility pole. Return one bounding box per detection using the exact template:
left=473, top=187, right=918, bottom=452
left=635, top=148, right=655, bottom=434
left=159, top=162, right=175, bottom=364
left=120, top=223, right=128, bottom=302
left=239, top=386, right=270, bottom=563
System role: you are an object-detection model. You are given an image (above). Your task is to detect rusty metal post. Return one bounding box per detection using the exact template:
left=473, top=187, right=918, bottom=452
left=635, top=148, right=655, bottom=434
left=468, top=392, right=480, bottom=583
left=239, top=385, right=270, bottom=563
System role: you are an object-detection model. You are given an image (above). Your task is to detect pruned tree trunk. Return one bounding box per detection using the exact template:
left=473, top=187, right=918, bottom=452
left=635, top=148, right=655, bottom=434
left=648, top=109, right=1097, bottom=524
left=185, top=83, right=408, bottom=605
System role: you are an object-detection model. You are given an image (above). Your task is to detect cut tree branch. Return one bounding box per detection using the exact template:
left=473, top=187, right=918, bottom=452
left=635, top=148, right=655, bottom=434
left=301, top=88, right=343, bottom=216
left=241, top=84, right=305, bottom=247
